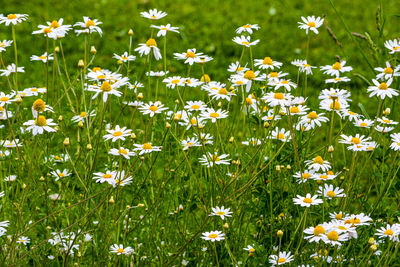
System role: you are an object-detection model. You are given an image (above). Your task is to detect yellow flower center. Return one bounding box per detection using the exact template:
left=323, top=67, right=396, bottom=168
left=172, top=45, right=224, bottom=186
left=171, top=79, right=180, bottom=84
left=241, top=41, right=250, bottom=45
left=249, top=248, right=255, bottom=252
left=39, top=56, right=47, bottom=60
left=336, top=213, right=343, bottom=220
left=303, top=198, right=313, bottom=203
left=7, top=14, right=17, bottom=19
left=330, top=101, right=341, bottom=110
left=209, top=234, right=218, bottom=239
left=307, top=112, right=318, bottom=119
left=58, top=173, right=65, bottom=177
left=117, top=248, right=124, bottom=253
left=0, top=97, right=8, bottom=101
left=35, top=116, right=47, bottom=126
left=278, top=258, right=286, bottom=263
left=146, top=38, right=157, bottom=47
left=190, top=118, right=197, bottom=124
left=332, top=62, right=342, bottom=70
left=327, top=231, right=339, bottom=241
left=243, top=24, right=251, bottom=28
left=384, top=229, right=394, bottom=236
left=334, top=78, right=341, bottom=81
left=314, top=156, right=324, bottom=164
left=55, top=156, right=62, bottom=160
left=394, top=47, right=400, bottom=51
left=246, top=98, right=253, bottom=105
left=80, top=112, right=86, bottom=117
left=119, top=149, right=128, bottom=155
left=185, top=51, right=196, bottom=58
left=93, top=67, right=102, bottom=72
left=320, top=175, right=328, bottom=179
left=338, top=226, right=347, bottom=230
left=191, top=104, right=200, bottom=109
left=0, top=43, right=5, bottom=47
left=263, top=57, right=273, bottom=65
left=281, top=80, right=289, bottom=84
left=103, top=174, right=112, bottom=179
left=50, top=20, right=60, bottom=28
left=210, top=112, right=220, bottom=118
left=348, top=111, right=356, bottom=115
left=113, top=131, right=123, bottom=137
left=327, top=191, right=336, bottom=198
left=290, top=106, right=299, bottom=113
left=302, top=173, right=311, bottom=179
left=304, top=63, right=311, bottom=67
left=43, top=27, right=52, bottom=34
left=276, top=133, right=285, bottom=139
left=211, top=154, right=220, bottom=161
left=269, top=72, right=278, bottom=77
left=274, top=93, right=284, bottom=99
left=244, top=70, right=255, bottom=80
left=33, top=99, right=46, bottom=112
left=314, top=225, right=326, bottom=235
left=216, top=211, right=225, bottom=215
left=384, top=67, right=393, bottom=74
left=121, top=56, right=128, bottom=60
left=149, top=105, right=158, bottom=112
left=142, top=143, right=153, bottom=150
left=351, top=137, right=361, bottom=144
left=379, top=83, right=388, bottom=90
left=236, top=81, right=244, bottom=85
left=218, top=88, right=228, bottom=95
left=101, top=81, right=112, bottom=92
left=86, top=20, right=95, bottom=27
left=360, top=122, right=367, bottom=127
left=307, top=21, right=316, bottom=27
left=237, top=67, right=243, bottom=71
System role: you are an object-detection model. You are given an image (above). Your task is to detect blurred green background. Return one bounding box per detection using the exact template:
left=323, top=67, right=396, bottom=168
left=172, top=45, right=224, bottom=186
left=1, top=0, right=400, bottom=98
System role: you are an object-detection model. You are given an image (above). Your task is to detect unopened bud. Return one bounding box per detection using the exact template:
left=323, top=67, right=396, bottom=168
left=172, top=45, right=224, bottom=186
left=229, top=136, right=234, bottom=143
left=78, top=121, right=84, bottom=128
left=137, top=93, right=143, bottom=100
left=368, top=237, right=375, bottom=245
left=90, top=46, right=96, bottom=54
left=63, top=138, right=70, bottom=146
left=15, top=95, right=22, bottom=103
left=22, top=183, right=26, bottom=189
left=54, top=46, right=60, bottom=53
left=128, top=29, right=134, bottom=36
left=286, top=165, right=291, bottom=170
left=166, top=122, right=171, bottom=128
left=39, top=176, right=45, bottom=181
left=117, top=59, right=123, bottom=65
left=138, top=203, right=145, bottom=208
left=277, top=230, right=283, bottom=237
left=217, top=101, right=222, bottom=107
left=200, top=74, right=211, bottom=82
left=175, top=99, right=180, bottom=104
left=370, top=245, right=377, bottom=251
left=87, top=144, right=92, bottom=151
left=264, top=121, right=270, bottom=128
left=58, top=115, right=63, bottom=122
left=383, top=107, right=390, bottom=116
left=178, top=204, right=184, bottom=211
left=223, top=223, right=229, bottom=229
left=131, top=133, right=136, bottom=140
left=328, top=145, right=334, bottom=153
left=276, top=165, right=281, bottom=172
left=109, top=196, right=115, bottom=204
left=78, top=59, right=84, bottom=68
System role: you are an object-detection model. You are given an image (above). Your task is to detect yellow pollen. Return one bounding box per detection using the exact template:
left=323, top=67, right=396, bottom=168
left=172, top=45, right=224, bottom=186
left=85, top=20, right=95, bottom=27
left=263, top=57, right=273, bottom=65
left=327, top=191, right=336, bottom=198
left=274, top=93, right=284, bottom=99
left=142, top=143, right=153, bottom=150
left=0, top=97, right=8, bottom=101
left=101, top=81, right=112, bottom=92
left=216, top=211, right=225, bottom=215
left=146, top=38, right=157, bottom=47
left=334, top=78, right=341, bottom=81
left=332, top=62, right=342, bottom=70
left=58, top=173, right=65, bottom=177
left=360, top=122, right=367, bottom=127
left=244, top=70, right=255, bottom=80
left=278, top=258, right=286, bottom=263
left=192, top=104, right=200, bottom=109
left=218, top=88, right=228, bottom=95
left=103, top=174, right=112, bottom=179
left=379, top=83, right=388, bottom=90
left=384, top=67, right=393, bottom=74
left=149, top=105, right=158, bottom=112
left=307, top=21, right=316, bottom=27
left=113, top=131, right=123, bottom=137
left=314, top=225, right=326, bottom=235
left=281, top=80, right=289, bottom=84
left=307, top=111, right=318, bottom=119
left=185, top=51, right=196, bottom=58
left=209, top=234, right=218, bottom=239
left=236, top=81, right=244, bottom=85
left=243, top=24, right=251, bottom=28
left=210, top=112, right=220, bottom=118
left=7, top=14, right=17, bottom=19
left=327, top=231, right=339, bottom=241
left=384, top=229, right=394, bottom=235
left=314, top=156, right=324, bottom=164
left=351, top=137, right=361, bottom=144
left=161, top=27, right=167, bottom=30
left=290, top=106, right=299, bottom=113
left=302, top=173, right=311, bottom=179
left=50, top=20, right=60, bottom=28
left=241, top=41, right=250, bottom=45
left=303, top=198, right=313, bottom=203
left=382, top=119, right=391, bottom=124
left=117, top=248, right=124, bottom=253
left=39, top=56, right=47, bottom=60
left=80, top=112, right=86, bottom=117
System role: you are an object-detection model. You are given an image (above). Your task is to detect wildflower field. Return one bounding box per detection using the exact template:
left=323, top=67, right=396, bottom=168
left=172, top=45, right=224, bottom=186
left=1, top=0, right=400, bottom=266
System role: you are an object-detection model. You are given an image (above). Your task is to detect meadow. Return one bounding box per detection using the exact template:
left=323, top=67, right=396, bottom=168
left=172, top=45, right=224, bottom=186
left=0, top=0, right=400, bottom=266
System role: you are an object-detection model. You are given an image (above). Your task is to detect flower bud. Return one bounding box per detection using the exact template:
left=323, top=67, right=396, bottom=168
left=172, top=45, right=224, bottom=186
left=58, top=115, right=63, bottom=122
left=78, top=59, right=84, bottom=68
left=229, top=136, right=234, bottom=143
left=39, top=176, right=45, bottom=181
left=137, top=93, right=143, bottom=100
left=223, top=223, right=229, bottom=229
left=276, top=165, right=281, bottom=172
left=370, top=245, right=377, bottom=251
left=200, top=74, right=210, bottom=82
left=383, top=107, right=390, bottom=116
left=87, top=144, right=92, bottom=151
left=128, top=29, right=134, bottom=36
left=109, top=196, right=115, bottom=204
left=15, top=95, right=22, bottom=104
left=63, top=138, right=70, bottom=146
left=277, top=230, right=283, bottom=237
left=166, top=122, right=171, bottom=128
left=78, top=121, right=84, bottom=128
left=264, top=121, right=270, bottom=128
left=54, top=46, right=60, bottom=53
left=368, top=237, right=375, bottom=245
left=90, top=46, right=96, bottom=54
left=130, top=133, right=136, bottom=140
left=328, top=145, right=334, bottom=153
